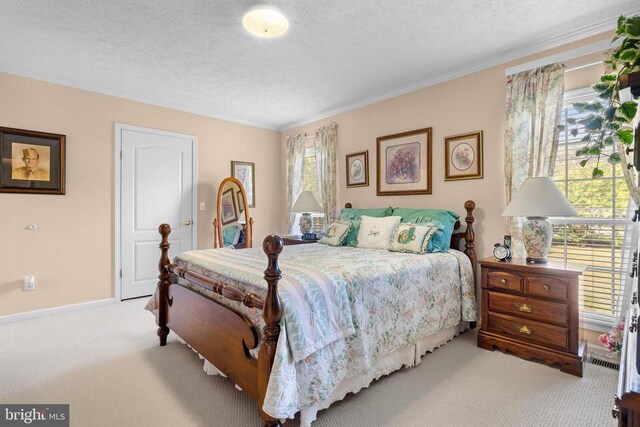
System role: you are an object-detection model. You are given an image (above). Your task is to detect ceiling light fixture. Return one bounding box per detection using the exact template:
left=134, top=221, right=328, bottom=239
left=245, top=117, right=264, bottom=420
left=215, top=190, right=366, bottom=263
left=242, top=5, right=289, bottom=38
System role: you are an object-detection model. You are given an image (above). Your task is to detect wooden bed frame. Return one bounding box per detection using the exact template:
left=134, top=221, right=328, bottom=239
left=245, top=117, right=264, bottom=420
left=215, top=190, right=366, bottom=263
left=154, top=200, right=477, bottom=426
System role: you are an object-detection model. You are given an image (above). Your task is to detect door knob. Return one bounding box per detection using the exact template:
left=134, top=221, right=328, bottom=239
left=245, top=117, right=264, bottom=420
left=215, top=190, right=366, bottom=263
left=183, top=220, right=192, bottom=226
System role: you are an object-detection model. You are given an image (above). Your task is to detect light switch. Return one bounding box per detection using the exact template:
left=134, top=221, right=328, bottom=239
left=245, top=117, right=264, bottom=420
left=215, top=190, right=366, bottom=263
left=199, top=202, right=206, bottom=211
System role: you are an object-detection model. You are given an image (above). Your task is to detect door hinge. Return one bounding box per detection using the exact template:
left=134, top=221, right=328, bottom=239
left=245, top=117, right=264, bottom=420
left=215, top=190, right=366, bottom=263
left=119, top=151, right=123, bottom=160
left=119, top=269, right=122, bottom=278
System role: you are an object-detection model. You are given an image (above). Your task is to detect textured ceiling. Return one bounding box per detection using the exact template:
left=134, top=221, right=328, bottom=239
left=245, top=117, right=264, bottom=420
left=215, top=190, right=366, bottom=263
left=0, top=1, right=639, bottom=130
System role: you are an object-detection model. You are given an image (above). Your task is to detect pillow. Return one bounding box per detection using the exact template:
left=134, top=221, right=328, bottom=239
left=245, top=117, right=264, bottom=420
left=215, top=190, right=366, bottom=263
left=318, top=220, right=352, bottom=246
left=389, top=223, right=438, bottom=254
left=340, top=207, right=392, bottom=246
left=391, top=208, right=459, bottom=253
left=222, top=223, right=242, bottom=246
left=355, top=216, right=402, bottom=249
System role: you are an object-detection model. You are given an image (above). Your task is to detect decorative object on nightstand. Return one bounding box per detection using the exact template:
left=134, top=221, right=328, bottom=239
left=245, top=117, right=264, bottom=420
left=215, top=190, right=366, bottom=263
left=477, top=257, right=587, bottom=376
left=291, top=191, right=323, bottom=237
left=282, top=236, right=319, bottom=245
left=502, top=176, right=578, bottom=263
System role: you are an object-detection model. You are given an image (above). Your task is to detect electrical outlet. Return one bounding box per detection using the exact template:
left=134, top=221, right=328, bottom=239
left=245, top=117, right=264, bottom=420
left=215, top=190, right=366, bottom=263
left=24, top=275, right=36, bottom=291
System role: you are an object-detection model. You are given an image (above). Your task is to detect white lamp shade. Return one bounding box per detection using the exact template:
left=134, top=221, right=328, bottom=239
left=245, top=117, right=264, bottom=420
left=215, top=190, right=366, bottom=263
left=502, top=177, right=578, bottom=217
left=291, top=191, right=323, bottom=213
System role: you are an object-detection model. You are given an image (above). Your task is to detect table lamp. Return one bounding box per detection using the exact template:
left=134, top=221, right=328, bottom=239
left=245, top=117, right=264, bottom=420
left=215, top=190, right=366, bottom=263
left=502, top=177, right=578, bottom=263
left=291, top=191, right=323, bottom=237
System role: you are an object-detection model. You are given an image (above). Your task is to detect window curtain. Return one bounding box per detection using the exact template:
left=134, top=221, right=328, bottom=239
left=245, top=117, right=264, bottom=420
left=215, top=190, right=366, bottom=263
left=285, top=133, right=306, bottom=233
left=314, top=122, right=338, bottom=226
left=504, top=63, right=565, bottom=258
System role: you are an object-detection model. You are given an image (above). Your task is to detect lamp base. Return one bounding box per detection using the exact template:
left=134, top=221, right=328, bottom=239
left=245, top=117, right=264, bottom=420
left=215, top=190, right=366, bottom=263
left=522, top=216, right=552, bottom=263
left=298, top=212, right=312, bottom=235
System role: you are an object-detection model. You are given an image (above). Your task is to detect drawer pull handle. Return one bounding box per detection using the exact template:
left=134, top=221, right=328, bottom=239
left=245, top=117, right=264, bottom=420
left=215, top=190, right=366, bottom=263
left=543, top=285, right=551, bottom=291
left=500, top=279, right=507, bottom=284
left=515, top=303, right=534, bottom=313
left=516, top=325, right=535, bottom=335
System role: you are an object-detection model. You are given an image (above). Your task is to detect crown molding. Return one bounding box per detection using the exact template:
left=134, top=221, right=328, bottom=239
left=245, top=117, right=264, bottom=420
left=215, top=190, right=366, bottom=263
left=280, top=8, right=640, bottom=131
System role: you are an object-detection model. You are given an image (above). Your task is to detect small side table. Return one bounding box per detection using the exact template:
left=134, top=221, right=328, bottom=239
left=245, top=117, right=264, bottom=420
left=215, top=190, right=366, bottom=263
left=282, top=236, right=318, bottom=245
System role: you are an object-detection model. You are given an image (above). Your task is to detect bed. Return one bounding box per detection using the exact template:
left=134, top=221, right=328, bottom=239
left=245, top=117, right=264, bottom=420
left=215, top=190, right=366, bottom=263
left=150, top=200, right=478, bottom=426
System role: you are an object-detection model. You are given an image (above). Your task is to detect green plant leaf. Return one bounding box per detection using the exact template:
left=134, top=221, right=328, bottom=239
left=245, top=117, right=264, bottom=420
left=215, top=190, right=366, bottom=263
left=557, top=124, right=566, bottom=131
left=576, top=147, right=589, bottom=157
left=624, top=17, right=640, bottom=39
left=573, top=102, right=589, bottom=112
left=619, top=101, right=638, bottom=121
left=604, top=136, right=614, bottom=145
left=605, top=106, right=617, bottom=122
left=588, top=146, right=601, bottom=155
left=616, top=129, right=634, bottom=145
left=620, top=49, right=637, bottom=61
left=581, top=134, right=591, bottom=142
left=608, top=152, right=622, bottom=164
left=567, top=117, right=576, bottom=125
left=585, top=101, right=604, bottom=112
left=570, top=128, right=578, bottom=137
left=579, top=159, right=588, bottom=167
left=592, top=167, right=604, bottom=179
left=593, top=83, right=612, bottom=94
left=601, top=73, right=617, bottom=82
left=584, top=116, right=603, bottom=130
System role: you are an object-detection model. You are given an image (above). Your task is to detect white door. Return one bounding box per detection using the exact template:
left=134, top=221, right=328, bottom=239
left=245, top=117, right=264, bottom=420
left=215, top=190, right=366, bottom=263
left=119, top=125, right=196, bottom=300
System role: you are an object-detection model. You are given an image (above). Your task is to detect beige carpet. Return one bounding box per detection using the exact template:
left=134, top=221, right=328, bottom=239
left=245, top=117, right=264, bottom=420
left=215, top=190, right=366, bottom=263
left=0, top=298, right=617, bottom=427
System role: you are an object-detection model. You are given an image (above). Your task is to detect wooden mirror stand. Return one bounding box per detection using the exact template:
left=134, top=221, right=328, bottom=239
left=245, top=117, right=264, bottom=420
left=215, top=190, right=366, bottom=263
left=213, top=177, right=254, bottom=249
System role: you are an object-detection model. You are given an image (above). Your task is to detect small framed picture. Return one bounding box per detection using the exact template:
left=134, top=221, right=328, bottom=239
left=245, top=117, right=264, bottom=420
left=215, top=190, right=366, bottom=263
left=346, top=150, right=369, bottom=188
left=236, top=189, right=245, bottom=213
left=0, top=127, right=66, bottom=194
left=220, top=188, right=238, bottom=225
left=444, top=131, right=483, bottom=181
left=377, top=127, right=432, bottom=196
left=231, top=161, right=255, bottom=208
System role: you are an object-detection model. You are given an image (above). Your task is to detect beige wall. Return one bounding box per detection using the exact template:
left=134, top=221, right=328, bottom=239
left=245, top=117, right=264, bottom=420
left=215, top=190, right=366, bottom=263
left=0, top=72, right=282, bottom=316
left=282, top=32, right=611, bottom=264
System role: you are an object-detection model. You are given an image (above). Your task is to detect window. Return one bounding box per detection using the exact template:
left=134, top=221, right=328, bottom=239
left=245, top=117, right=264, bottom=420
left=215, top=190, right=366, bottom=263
left=291, top=141, right=324, bottom=235
left=549, top=88, right=630, bottom=330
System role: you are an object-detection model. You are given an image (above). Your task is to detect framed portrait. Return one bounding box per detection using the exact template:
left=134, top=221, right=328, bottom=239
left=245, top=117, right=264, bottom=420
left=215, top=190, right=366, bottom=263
left=236, top=189, right=245, bottom=213
left=0, top=127, right=66, bottom=194
left=444, top=131, right=483, bottom=181
left=220, top=188, right=238, bottom=225
left=346, top=150, right=369, bottom=188
left=231, top=161, right=255, bottom=208
left=376, top=127, right=432, bottom=196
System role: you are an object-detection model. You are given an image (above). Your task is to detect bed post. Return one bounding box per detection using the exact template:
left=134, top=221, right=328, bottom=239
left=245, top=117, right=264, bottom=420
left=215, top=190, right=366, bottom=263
left=257, top=235, right=284, bottom=427
left=157, top=224, right=171, bottom=346
left=464, top=200, right=477, bottom=330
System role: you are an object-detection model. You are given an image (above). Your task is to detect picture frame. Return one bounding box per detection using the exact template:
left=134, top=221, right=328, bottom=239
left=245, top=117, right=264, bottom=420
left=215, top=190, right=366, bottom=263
left=444, top=131, right=483, bottom=181
left=231, top=161, right=255, bottom=208
left=376, top=127, right=432, bottom=196
left=0, top=126, right=66, bottom=194
left=236, top=189, right=245, bottom=213
left=220, top=188, right=239, bottom=225
left=345, top=150, right=369, bottom=188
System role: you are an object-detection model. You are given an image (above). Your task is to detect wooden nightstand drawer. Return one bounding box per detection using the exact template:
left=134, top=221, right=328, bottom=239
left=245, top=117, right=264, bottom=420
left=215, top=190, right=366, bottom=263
left=525, top=276, right=569, bottom=302
left=487, top=312, right=569, bottom=352
left=487, top=292, right=569, bottom=326
left=487, top=271, right=522, bottom=292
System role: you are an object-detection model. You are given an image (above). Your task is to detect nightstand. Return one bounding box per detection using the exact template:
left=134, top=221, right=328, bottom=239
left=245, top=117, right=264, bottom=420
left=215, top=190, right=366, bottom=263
left=282, top=236, right=318, bottom=245
left=477, top=257, right=587, bottom=376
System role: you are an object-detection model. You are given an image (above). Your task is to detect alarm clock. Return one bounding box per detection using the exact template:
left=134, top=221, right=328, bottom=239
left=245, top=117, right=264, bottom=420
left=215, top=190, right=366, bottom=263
left=493, top=243, right=512, bottom=261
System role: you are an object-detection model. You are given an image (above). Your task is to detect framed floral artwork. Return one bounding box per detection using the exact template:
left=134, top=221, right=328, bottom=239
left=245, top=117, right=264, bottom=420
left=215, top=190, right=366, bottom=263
left=376, top=127, right=432, bottom=196
left=345, top=150, right=368, bottom=188
left=444, top=131, right=483, bottom=181
left=220, top=188, right=238, bottom=225
left=231, top=161, right=255, bottom=207
left=0, top=126, right=66, bottom=194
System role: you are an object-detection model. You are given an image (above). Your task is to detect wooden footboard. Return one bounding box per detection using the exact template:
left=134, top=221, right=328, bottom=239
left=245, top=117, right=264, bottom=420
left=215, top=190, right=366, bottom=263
left=155, top=224, right=284, bottom=427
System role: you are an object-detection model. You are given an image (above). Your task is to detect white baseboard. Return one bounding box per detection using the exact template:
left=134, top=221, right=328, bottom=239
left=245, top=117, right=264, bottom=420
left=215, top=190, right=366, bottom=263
left=0, top=298, right=116, bottom=325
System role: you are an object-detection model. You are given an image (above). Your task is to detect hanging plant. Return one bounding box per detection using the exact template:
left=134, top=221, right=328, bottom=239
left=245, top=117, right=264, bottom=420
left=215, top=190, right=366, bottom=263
left=562, top=15, right=640, bottom=178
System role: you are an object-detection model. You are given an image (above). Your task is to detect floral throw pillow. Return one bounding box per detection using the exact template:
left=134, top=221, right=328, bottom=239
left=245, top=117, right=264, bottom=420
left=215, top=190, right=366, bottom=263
left=355, top=215, right=402, bottom=249
left=318, top=221, right=352, bottom=246
left=388, top=222, right=438, bottom=254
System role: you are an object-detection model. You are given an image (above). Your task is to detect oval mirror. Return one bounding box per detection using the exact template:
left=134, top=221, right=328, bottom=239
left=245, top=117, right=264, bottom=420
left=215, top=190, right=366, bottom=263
left=213, top=177, right=253, bottom=248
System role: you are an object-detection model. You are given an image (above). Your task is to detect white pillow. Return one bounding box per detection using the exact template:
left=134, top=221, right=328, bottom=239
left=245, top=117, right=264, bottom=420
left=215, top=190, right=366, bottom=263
left=319, top=220, right=352, bottom=246
left=389, top=222, right=438, bottom=254
left=356, top=215, right=402, bottom=249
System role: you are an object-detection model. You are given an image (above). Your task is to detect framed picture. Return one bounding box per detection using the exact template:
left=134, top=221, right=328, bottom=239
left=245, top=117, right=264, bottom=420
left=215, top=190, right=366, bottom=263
left=231, top=161, right=255, bottom=208
left=236, top=189, right=245, bottom=213
left=444, top=131, right=483, bottom=181
left=345, top=150, right=369, bottom=188
left=376, top=127, right=432, bottom=196
left=0, top=127, right=66, bottom=194
left=220, top=188, right=238, bottom=225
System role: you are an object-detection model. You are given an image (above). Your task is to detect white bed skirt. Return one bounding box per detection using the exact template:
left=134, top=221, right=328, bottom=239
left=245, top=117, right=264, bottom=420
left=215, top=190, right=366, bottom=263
left=177, top=321, right=469, bottom=426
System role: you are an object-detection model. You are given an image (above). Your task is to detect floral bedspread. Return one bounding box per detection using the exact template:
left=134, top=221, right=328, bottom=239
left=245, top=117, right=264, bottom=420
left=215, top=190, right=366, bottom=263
left=146, top=243, right=477, bottom=420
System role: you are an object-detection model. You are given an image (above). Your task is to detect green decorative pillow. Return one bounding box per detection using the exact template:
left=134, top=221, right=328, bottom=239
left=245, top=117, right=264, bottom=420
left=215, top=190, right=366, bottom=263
left=391, top=208, right=459, bottom=253
left=340, top=207, right=392, bottom=246
left=389, top=223, right=438, bottom=254
left=319, top=221, right=352, bottom=246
